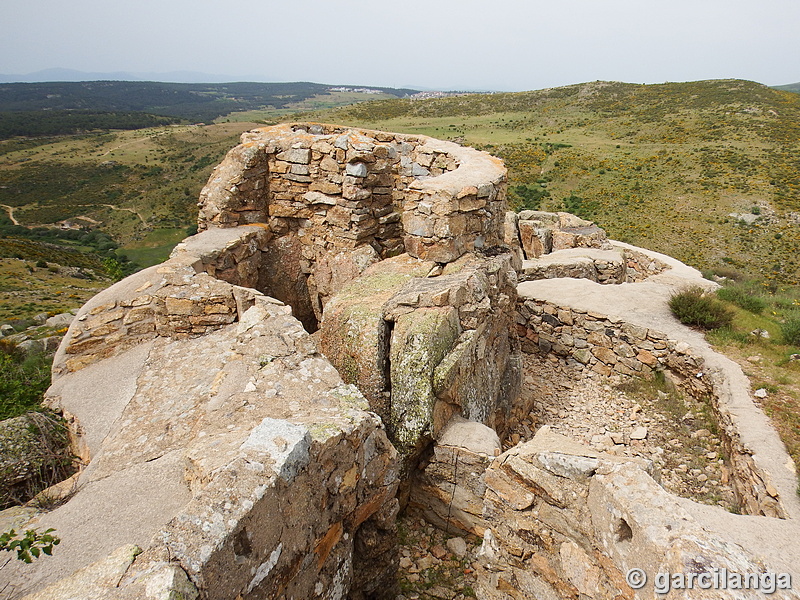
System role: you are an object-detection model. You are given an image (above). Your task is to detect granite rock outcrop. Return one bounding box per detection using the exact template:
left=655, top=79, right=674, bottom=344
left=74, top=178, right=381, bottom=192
left=3, top=124, right=799, bottom=600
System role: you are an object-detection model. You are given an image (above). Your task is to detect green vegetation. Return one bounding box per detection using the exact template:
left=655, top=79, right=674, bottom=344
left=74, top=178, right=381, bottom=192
left=0, top=527, right=59, bottom=563
left=508, top=182, right=550, bottom=211
left=0, top=110, right=180, bottom=139
left=715, top=281, right=767, bottom=314
left=781, top=316, right=800, bottom=346
left=695, top=276, right=800, bottom=479
left=301, top=78, right=800, bottom=284
left=0, top=81, right=418, bottom=135
left=0, top=342, right=51, bottom=420
left=669, top=287, right=734, bottom=330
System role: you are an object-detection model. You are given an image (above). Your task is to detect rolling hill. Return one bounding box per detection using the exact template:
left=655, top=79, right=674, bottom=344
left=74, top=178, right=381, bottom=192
left=0, top=81, right=419, bottom=127
left=2, top=77, right=800, bottom=322
left=300, top=79, right=800, bottom=285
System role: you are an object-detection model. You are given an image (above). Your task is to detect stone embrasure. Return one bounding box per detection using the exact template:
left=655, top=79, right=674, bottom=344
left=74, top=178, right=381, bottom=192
left=5, top=125, right=800, bottom=600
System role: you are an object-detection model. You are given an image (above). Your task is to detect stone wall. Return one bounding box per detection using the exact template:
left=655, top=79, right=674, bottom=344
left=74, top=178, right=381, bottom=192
left=10, top=227, right=401, bottom=600
left=504, top=211, right=668, bottom=285
left=196, top=123, right=507, bottom=329
left=476, top=427, right=800, bottom=600
left=53, top=226, right=269, bottom=375
left=515, top=296, right=786, bottom=519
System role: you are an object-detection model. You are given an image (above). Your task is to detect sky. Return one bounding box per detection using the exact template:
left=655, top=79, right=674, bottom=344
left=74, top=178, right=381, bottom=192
left=2, top=0, right=798, bottom=91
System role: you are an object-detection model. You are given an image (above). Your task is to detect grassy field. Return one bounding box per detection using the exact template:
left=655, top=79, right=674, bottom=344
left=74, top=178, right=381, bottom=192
left=0, top=122, right=254, bottom=244
left=0, top=257, right=110, bottom=321
left=120, top=227, right=189, bottom=266
left=299, top=79, right=800, bottom=285
left=0, top=121, right=253, bottom=317
left=701, top=282, right=800, bottom=479
left=2, top=77, right=799, bottom=313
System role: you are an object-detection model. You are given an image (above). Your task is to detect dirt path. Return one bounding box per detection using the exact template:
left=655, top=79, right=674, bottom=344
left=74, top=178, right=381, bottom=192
left=0, top=204, right=20, bottom=225
left=101, top=204, right=147, bottom=225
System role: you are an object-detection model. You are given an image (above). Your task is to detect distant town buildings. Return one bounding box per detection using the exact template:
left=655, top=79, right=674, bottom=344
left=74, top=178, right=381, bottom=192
left=328, top=87, right=384, bottom=94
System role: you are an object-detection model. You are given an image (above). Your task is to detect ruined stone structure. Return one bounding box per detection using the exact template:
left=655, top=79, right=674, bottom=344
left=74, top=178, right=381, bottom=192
left=196, top=122, right=507, bottom=332
left=4, top=125, right=800, bottom=600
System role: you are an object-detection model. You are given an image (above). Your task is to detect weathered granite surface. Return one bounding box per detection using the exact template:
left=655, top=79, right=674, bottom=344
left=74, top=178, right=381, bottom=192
left=6, top=126, right=800, bottom=600
left=3, top=232, right=399, bottom=600
left=320, top=251, right=519, bottom=475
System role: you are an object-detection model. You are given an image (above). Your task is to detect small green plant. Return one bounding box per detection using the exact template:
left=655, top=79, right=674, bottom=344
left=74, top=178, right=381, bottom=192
left=0, top=528, right=59, bottom=563
left=716, top=283, right=766, bottom=314
left=707, top=326, right=752, bottom=346
left=0, top=341, right=52, bottom=420
left=781, top=314, right=800, bottom=346
left=669, top=287, right=733, bottom=330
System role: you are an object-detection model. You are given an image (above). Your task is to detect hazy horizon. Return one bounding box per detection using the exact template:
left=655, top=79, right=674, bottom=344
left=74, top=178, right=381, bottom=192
left=0, top=67, right=796, bottom=92
left=1, top=0, right=798, bottom=92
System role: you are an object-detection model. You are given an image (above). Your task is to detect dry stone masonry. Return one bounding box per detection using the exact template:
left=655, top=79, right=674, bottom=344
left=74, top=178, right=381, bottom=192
left=4, top=124, right=800, bottom=600
left=197, top=123, right=506, bottom=331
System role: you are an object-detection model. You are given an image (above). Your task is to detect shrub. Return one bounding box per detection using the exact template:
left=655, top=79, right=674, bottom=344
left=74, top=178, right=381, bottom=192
left=716, top=284, right=766, bottom=314
left=0, top=342, right=52, bottom=420
left=669, top=287, right=734, bottom=330
left=781, top=314, right=800, bottom=346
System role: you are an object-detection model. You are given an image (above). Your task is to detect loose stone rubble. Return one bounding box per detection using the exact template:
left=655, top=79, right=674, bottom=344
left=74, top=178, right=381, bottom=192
left=3, top=124, right=800, bottom=600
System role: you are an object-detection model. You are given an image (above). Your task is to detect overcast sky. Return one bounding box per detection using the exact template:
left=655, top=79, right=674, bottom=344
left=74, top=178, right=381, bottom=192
left=2, top=0, right=798, bottom=90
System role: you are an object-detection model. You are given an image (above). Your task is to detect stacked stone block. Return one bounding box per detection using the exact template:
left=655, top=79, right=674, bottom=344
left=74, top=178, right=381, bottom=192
left=198, top=123, right=507, bottom=265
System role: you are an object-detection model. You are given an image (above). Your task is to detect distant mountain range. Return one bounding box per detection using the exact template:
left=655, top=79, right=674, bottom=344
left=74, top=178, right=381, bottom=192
left=776, top=82, right=800, bottom=94
left=0, top=68, right=249, bottom=83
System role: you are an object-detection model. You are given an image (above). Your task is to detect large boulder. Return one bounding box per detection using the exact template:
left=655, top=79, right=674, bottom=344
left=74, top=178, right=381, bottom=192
left=320, top=252, right=520, bottom=474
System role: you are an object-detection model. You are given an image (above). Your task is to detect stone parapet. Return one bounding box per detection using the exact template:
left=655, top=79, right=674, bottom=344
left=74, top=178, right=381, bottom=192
left=197, top=123, right=507, bottom=265
left=10, top=226, right=400, bottom=600
left=515, top=296, right=788, bottom=519
left=52, top=226, right=272, bottom=375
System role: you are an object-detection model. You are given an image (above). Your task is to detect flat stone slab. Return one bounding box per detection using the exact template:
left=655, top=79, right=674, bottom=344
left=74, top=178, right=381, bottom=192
left=521, top=246, right=623, bottom=270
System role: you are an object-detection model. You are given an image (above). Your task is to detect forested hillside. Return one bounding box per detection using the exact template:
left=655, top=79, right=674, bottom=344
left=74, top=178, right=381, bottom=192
left=0, top=81, right=418, bottom=138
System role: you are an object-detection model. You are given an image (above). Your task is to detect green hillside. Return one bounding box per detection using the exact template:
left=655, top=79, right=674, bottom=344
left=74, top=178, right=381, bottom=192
left=0, top=81, right=419, bottom=137
left=3, top=78, right=800, bottom=314
left=775, top=82, right=800, bottom=94
left=301, top=79, right=800, bottom=284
